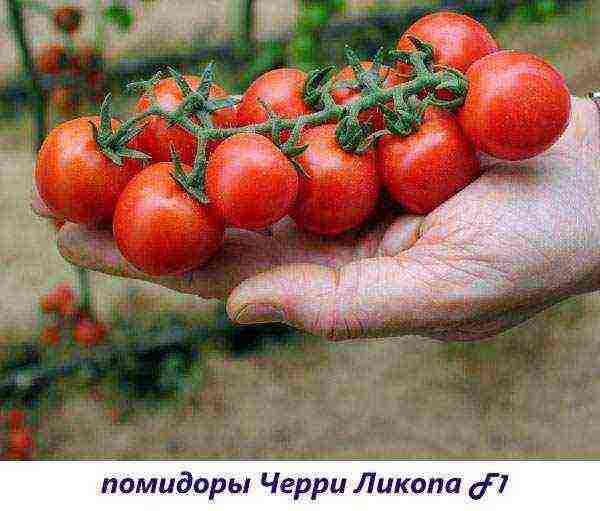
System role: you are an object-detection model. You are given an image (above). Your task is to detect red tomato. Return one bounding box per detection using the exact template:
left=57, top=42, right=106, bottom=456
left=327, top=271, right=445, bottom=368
left=52, top=218, right=66, bottom=231
left=4, top=409, right=26, bottom=431
left=7, top=429, right=34, bottom=459
left=73, top=318, right=106, bottom=347
left=135, top=76, right=236, bottom=165
left=40, top=283, right=75, bottom=314
left=205, top=133, right=298, bottom=230
left=458, top=51, right=571, bottom=160
left=396, top=12, right=498, bottom=75
left=378, top=108, right=482, bottom=214
left=50, top=86, right=80, bottom=117
left=36, top=44, right=71, bottom=75
left=113, top=162, right=225, bottom=276
left=331, top=61, right=404, bottom=131
left=35, top=117, right=143, bottom=225
left=236, top=68, right=313, bottom=142
left=291, top=124, right=380, bottom=235
left=41, top=324, right=61, bottom=346
left=53, top=6, right=82, bottom=33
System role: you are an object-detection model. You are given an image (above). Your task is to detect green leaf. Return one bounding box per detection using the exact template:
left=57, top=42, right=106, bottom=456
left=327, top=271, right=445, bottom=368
left=103, top=1, right=134, bottom=31
left=102, top=147, right=123, bottom=166
left=167, top=67, right=192, bottom=96
left=116, top=148, right=151, bottom=161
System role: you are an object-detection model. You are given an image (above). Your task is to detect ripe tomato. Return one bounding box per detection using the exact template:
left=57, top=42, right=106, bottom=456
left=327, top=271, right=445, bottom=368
left=205, top=133, right=298, bottom=230
left=50, top=86, right=79, bottom=117
left=35, top=117, right=143, bottom=225
left=36, top=44, right=71, bottom=75
left=73, top=318, right=106, bottom=347
left=41, top=324, right=61, bottom=346
left=458, top=51, right=571, bottom=160
left=4, top=409, right=26, bottom=431
left=291, top=124, right=379, bottom=235
left=53, top=6, right=82, bottom=33
left=113, top=162, right=225, bottom=276
left=396, top=12, right=498, bottom=75
left=135, top=76, right=236, bottom=165
left=378, top=107, right=481, bottom=215
left=7, top=429, right=34, bottom=459
left=331, top=61, right=404, bottom=131
left=236, top=68, right=313, bottom=142
left=73, top=45, right=103, bottom=74
left=40, top=283, right=75, bottom=315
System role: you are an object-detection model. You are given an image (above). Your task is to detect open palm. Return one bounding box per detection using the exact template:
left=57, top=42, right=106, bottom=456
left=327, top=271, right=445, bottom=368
left=34, top=97, right=600, bottom=341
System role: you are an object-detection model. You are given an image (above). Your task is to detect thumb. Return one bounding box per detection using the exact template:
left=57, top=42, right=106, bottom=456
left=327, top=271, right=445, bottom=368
left=226, top=250, right=480, bottom=341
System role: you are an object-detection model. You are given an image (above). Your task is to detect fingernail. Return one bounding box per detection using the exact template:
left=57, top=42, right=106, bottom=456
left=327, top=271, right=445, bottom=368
left=234, top=303, right=284, bottom=325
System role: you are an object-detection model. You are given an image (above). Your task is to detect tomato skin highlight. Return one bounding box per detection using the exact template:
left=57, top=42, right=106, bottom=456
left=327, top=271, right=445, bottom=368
left=458, top=50, right=571, bottom=160
left=35, top=117, right=143, bottom=225
left=396, top=12, right=498, bottom=75
left=135, top=76, right=236, bottom=165
left=378, top=108, right=482, bottom=215
left=291, top=124, right=380, bottom=236
left=205, top=133, right=298, bottom=230
left=331, top=61, right=404, bottom=131
left=113, top=162, right=225, bottom=276
left=236, top=68, right=313, bottom=142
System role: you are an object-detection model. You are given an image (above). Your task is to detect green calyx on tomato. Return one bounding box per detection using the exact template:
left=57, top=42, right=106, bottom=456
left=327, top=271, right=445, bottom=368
left=89, top=93, right=150, bottom=166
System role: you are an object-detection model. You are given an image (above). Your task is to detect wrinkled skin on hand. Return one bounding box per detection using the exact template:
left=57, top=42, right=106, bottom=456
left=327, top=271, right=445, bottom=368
left=32, top=97, right=600, bottom=342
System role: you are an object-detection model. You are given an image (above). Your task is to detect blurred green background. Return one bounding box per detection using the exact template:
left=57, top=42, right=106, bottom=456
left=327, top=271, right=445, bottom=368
left=1, top=0, right=599, bottom=459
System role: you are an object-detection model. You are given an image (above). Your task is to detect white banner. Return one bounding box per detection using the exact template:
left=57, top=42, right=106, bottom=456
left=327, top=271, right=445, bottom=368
left=0, top=461, right=596, bottom=509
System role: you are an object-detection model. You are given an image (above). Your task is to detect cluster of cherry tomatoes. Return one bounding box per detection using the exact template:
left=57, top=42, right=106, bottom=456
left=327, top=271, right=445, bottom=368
left=40, top=283, right=107, bottom=348
left=0, top=409, right=35, bottom=460
left=35, top=12, right=571, bottom=277
left=36, top=5, right=104, bottom=116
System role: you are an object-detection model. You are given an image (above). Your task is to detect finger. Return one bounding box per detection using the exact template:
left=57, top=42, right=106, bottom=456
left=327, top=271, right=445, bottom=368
left=377, top=214, right=425, bottom=257
left=226, top=242, right=548, bottom=342
left=57, top=221, right=382, bottom=300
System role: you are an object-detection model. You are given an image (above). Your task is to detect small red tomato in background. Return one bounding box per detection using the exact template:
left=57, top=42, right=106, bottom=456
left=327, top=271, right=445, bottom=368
left=50, top=86, right=80, bottom=117
left=135, top=76, right=236, bottom=165
left=73, top=318, right=106, bottom=347
left=39, top=283, right=75, bottom=315
left=291, top=124, right=380, bottom=236
left=36, top=44, right=72, bottom=75
left=206, top=133, right=298, bottom=230
left=6, top=428, right=34, bottom=460
left=331, top=61, right=404, bottom=131
left=3, top=409, right=26, bottom=431
left=113, top=162, right=225, bottom=276
left=53, top=5, right=83, bottom=34
left=41, top=324, right=61, bottom=346
left=236, top=68, right=313, bottom=142
left=378, top=107, right=482, bottom=215
left=35, top=117, right=144, bottom=225
left=396, top=11, right=498, bottom=75
left=458, top=50, right=571, bottom=160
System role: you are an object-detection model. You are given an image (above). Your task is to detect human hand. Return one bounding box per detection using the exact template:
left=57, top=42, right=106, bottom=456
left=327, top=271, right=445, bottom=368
left=32, top=97, right=600, bottom=341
